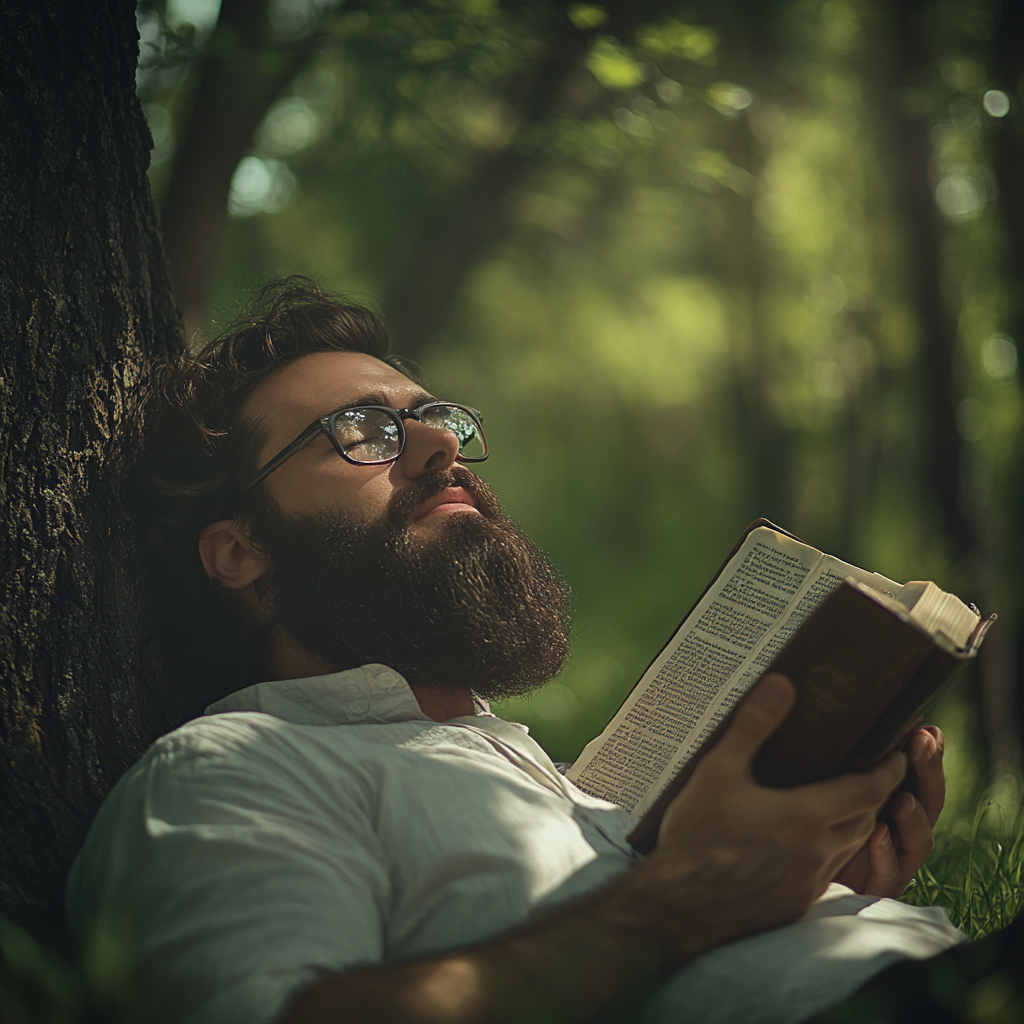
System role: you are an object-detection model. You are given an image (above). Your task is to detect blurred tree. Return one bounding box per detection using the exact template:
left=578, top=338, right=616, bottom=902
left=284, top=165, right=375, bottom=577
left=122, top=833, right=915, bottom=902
left=885, top=0, right=1022, bottom=777
left=0, top=0, right=178, bottom=929
left=990, top=1, right=1024, bottom=355
left=159, top=0, right=322, bottom=340
left=151, top=0, right=729, bottom=354
left=990, top=0, right=1024, bottom=748
left=892, top=0, right=974, bottom=560
left=696, top=0, right=795, bottom=528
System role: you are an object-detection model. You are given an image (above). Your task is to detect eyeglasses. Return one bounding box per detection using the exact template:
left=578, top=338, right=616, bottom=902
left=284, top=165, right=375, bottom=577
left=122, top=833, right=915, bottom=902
left=244, top=401, right=488, bottom=493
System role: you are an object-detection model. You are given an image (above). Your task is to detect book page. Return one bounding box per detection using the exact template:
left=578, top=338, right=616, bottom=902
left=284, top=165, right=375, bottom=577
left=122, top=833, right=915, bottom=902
left=566, top=530, right=903, bottom=820
left=567, top=528, right=821, bottom=816
left=729, top=555, right=901, bottom=693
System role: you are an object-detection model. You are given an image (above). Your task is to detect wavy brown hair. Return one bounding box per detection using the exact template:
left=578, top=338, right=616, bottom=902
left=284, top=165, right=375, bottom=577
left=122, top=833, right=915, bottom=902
left=132, top=276, right=412, bottom=719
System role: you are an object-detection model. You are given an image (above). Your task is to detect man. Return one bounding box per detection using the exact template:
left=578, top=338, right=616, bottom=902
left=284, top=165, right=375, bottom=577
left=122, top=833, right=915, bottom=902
left=67, top=279, right=963, bottom=1024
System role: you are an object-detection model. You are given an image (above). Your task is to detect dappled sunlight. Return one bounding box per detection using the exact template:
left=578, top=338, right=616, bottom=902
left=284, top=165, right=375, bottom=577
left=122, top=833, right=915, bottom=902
left=142, top=0, right=1023, bottom=792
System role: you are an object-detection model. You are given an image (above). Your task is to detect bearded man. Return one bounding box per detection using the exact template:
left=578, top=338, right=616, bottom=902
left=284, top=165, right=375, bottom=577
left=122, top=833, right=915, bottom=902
left=67, top=279, right=964, bottom=1024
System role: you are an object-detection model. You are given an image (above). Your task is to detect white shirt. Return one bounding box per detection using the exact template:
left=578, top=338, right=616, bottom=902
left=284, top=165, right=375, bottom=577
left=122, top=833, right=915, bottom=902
left=67, top=665, right=966, bottom=1024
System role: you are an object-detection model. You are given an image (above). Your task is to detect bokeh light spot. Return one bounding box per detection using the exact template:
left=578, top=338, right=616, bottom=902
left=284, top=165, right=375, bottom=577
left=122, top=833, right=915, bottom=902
left=257, top=97, right=320, bottom=157
left=707, top=81, right=753, bottom=117
left=228, top=156, right=297, bottom=217
left=982, top=90, right=1011, bottom=118
left=567, top=4, right=608, bottom=30
left=935, top=174, right=983, bottom=219
left=981, top=335, right=1017, bottom=379
left=655, top=78, right=683, bottom=104
left=586, top=39, right=645, bottom=90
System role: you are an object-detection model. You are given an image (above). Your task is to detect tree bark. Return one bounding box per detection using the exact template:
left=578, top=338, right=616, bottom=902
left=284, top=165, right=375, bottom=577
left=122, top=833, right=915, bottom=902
left=0, top=0, right=181, bottom=930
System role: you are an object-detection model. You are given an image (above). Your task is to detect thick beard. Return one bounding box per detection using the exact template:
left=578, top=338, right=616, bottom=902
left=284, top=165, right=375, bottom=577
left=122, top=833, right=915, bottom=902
left=249, top=466, right=571, bottom=700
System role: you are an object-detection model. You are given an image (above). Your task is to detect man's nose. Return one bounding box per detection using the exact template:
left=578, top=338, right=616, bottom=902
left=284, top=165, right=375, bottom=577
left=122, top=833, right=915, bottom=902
left=398, top=417, right=460, bottom=477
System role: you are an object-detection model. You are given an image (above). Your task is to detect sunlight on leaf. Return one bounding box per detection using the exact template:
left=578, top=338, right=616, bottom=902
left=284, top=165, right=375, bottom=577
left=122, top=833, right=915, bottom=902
left=585, top=38, right=644, bottom=90
left=567, top=4, right=607, bottom=31
left=636, top=19, right=719, bottom=63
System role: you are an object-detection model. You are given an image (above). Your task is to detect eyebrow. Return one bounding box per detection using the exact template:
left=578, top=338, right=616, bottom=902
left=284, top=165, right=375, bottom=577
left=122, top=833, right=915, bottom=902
left=320, top=389, right=438, bottom=418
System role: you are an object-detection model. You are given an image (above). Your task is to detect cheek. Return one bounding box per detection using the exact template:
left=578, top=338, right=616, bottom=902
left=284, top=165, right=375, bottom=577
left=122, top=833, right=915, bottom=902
left=267, top=463, right=396, bottom=520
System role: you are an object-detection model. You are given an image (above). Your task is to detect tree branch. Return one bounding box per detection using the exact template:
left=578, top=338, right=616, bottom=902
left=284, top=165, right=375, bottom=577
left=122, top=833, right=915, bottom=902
left=159, top=0, right=318, bottom=339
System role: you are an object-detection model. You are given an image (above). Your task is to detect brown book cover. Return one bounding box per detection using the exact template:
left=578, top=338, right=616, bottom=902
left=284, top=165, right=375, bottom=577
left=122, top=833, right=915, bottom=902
left=626, top=580, right=976, bottom=854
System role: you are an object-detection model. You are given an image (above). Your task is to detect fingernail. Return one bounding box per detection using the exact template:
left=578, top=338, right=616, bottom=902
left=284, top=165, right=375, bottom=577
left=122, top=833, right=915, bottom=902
left=878, top=827, right=891, bottom=846
left=905, top=793, right=916, bottom=813
left=752, top=674, right=790, bottom=709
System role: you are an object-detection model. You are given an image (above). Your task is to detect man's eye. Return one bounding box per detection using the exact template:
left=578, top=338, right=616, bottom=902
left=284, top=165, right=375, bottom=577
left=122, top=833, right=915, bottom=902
left=343, top=435, right=380, bottom=452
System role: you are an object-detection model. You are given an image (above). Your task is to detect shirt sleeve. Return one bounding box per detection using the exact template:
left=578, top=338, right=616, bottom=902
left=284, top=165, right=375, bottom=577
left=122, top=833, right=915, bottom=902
left=67, top=713, right=391, bottom=1024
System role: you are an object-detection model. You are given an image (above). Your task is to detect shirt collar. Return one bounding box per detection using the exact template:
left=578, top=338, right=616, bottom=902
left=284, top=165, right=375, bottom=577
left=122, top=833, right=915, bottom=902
left=204, top=663, right=436, bottom=726
left=205, top=667, right=434, bottom=724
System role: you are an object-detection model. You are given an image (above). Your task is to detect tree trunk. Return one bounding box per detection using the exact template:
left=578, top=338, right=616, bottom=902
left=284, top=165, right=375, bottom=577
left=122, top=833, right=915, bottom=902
left=0, top=0, right=182, bottom=930
left=888, top=0, right=1018, bottom=776
left=892, top=0, right=975, bottom=561
left=710, top=2, right=795, bottom=531
left=990, top=0, right=1024, bottom=744
left=719, top=124, right=796, bottom=531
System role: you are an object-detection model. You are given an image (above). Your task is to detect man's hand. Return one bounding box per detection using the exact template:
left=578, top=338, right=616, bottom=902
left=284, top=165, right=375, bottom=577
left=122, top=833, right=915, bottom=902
left=282, top=673, right=909, bottom=1024
left=833, top=726, right=946, bottom=897
left=590, top=673, right=910, bottom=961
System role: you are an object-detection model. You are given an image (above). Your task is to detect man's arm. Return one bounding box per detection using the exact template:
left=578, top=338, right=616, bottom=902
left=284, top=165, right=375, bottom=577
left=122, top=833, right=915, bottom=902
left=281, top=674, right=908, bottom=1024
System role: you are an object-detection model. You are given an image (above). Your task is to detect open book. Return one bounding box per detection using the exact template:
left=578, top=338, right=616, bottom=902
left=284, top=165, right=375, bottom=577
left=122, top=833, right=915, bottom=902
left=565, top=520, right=994, bottom=853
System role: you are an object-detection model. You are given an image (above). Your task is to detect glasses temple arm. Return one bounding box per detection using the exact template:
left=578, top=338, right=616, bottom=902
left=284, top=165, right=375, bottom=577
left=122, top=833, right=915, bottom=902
left=243, top=419, right=325, bottom=493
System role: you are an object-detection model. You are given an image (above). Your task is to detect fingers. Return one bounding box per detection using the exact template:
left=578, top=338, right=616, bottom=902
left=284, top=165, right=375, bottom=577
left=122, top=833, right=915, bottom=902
left=851, top=792, right=934, bottom=898
left=906, top=727, right=946, bottom=827
left=704, top=674, right=795, bottom=772
left=861, top=823, right=902, bottom=896
left=800, top=750, right=908, bottom=820
left=867, top=750, right=910, bottom=803
left=891, top=790, right=934, bottom=882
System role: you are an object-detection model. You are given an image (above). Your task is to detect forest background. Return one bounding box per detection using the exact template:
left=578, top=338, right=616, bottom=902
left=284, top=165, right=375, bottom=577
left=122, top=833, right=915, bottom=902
left=141, top=0, right=1024, bottom=809
left=2, top=0, right=1023, bottom=1019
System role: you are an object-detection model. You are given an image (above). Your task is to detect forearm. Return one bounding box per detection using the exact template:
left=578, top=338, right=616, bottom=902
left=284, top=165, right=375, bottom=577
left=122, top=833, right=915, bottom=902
left=283, top=919, right=663, bottom=1024
left=281, top=860, right=697, bottom=1024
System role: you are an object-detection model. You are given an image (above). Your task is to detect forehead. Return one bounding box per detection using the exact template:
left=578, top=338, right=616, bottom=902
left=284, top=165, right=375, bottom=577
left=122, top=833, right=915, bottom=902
left=243, top=350, right=426, bottom=454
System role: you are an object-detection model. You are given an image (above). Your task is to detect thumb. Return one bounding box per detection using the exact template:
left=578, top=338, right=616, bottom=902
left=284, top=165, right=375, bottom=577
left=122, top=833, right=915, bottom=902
left=706, top=673, right=795, bottom=774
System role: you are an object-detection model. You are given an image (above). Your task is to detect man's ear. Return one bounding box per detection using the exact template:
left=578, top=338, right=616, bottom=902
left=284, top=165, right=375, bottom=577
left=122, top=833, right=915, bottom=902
left=199, top=520, right=270, bottom=591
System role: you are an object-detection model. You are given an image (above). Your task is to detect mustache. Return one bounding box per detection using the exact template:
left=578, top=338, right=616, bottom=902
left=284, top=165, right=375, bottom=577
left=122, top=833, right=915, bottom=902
left=385, top=465, right=502, bottom=531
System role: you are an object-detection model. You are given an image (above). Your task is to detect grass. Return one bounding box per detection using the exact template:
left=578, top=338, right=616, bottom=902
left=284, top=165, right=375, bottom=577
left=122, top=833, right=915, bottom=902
left=900, top=775, right=1024, bottom=940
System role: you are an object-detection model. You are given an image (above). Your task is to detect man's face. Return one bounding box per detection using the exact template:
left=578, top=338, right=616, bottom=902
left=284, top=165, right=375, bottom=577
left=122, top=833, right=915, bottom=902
left=237, top=350, right=571, bottom=698
left=243, top=350, right=477, bottom=525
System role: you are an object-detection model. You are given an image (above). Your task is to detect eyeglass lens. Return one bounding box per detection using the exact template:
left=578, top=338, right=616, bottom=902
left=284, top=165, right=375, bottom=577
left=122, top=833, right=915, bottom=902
left=332, top=405, right=485, bottom=463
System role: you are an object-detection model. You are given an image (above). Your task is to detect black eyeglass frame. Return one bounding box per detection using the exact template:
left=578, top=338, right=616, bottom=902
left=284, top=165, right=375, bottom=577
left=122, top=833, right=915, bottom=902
left=243, top=401, right=488, bottom=494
